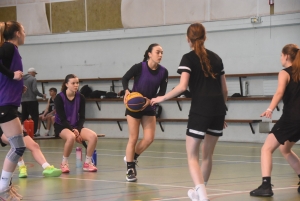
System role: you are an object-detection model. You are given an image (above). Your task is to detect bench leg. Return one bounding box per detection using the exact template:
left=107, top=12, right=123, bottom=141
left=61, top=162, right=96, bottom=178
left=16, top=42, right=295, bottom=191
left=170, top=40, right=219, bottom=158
left=117, top=121, right=122, bottom=131
left=95, top=101, right=101, bottom=111
left=42, top=121, right=46, bottom=129
left=176, top=101, right=182, bottom=111
left=249, top=123, right=255, bottom=134
left=159, top=122, right=164, bottom=132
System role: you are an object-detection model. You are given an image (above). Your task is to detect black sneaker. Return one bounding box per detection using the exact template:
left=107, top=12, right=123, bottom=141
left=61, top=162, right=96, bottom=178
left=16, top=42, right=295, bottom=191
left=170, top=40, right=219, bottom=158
left=298, top=181, right=300, bottom=193
left=250, top=184, right=274, bottom=197
left=126, top=168, right=137, bottom=182
left=34, top=133, right=40, bottom=137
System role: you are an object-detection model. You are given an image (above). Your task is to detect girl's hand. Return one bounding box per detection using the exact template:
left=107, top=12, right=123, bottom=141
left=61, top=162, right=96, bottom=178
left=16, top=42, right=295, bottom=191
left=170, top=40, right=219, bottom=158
left=14, top=71, right=23, bottom=80
left=260, top=109, right=273, bottom=119
left=124, top=90, right=130, bottom=104
left=140, top=97, right=150, bottom=111
left=151, top=96, right=165, bottom=106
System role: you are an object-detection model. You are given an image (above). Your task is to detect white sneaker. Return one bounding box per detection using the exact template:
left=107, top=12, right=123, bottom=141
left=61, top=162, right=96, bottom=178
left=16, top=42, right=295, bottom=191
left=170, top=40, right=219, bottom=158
left=188, top=189, right=199, bottom=201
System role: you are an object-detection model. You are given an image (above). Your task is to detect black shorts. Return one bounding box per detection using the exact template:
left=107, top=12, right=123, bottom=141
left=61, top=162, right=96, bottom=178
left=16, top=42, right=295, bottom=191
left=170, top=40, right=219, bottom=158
left=186, top=113, right=225, bottom=139
left=54, top=123, right=81, bottom=137
left=125, top=109, right=156, bottom=119
left=271, top=117, right=300, bottom=145
left=0, top=106, right=19, bottom=124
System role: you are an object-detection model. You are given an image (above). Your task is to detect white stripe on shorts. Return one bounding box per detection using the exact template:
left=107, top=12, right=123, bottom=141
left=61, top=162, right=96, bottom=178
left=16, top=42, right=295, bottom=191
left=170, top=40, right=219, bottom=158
left=207, top=128, right=222, bottom=134
left=178, top=66, right=191, bottom=72
left=189, top=129, right=205, bottom=136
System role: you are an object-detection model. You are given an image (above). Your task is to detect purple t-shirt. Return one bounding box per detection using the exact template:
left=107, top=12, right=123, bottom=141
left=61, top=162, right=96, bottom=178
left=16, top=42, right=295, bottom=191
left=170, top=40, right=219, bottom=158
left=0, top=43, right=23, bottom=107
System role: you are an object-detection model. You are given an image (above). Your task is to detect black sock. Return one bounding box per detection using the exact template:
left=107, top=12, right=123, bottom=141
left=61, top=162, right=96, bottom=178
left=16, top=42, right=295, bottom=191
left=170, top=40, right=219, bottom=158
left=262, top=177, right=271, bottom=187
left=134, top=153, right=140, bottom=161
left=127, top=162, right=135, bottom=170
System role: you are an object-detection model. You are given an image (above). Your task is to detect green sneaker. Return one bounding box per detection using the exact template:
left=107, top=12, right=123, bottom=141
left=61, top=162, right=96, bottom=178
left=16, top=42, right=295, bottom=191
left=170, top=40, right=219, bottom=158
left=42, top=165, right=62, bottom=177
left=18, top=165, right=27, bottom=178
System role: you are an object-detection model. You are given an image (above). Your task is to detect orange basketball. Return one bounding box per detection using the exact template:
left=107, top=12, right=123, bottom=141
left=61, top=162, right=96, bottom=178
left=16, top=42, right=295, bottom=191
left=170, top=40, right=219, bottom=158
left=125, top=92, right=146, bottom=112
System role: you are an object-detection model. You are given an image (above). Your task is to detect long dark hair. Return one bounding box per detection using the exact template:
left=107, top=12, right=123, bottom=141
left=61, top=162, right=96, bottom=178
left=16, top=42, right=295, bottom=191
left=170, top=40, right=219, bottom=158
left=282, top=44, right=300, bottom=82
left=143, top=43, right=160, bottom=62
left=187, top=23, right=215, bottom=79
left=61, top=74, right=77, bottom=91
left=0, top=21, right=22, bottom=47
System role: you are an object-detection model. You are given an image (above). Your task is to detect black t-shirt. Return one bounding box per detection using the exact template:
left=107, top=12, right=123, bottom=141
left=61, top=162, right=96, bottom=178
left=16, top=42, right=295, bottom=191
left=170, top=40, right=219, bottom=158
left=0, top=42, right=15, bottom=79
left=177, top=49, right=226, bottom=116
left=281, top=67, right=300, bottom=121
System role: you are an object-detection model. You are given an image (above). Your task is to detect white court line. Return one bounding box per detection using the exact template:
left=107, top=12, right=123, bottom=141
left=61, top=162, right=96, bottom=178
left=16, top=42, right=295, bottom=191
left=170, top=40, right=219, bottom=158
left=0, top=150, right=291, bottom=166
left=24, top=175, right=298, bottom=201
left=157, top=187, right=298, bottom=200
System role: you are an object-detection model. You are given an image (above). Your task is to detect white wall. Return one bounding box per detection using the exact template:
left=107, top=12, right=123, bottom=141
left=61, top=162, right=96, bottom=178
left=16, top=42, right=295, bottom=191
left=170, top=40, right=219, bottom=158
left=20, top=13, right=300, bottom=143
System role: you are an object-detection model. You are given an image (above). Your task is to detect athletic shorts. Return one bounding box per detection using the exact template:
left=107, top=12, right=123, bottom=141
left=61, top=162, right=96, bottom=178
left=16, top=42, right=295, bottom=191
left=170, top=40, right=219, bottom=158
left=125, top=109, right=156, bottom=119
left=54, top=123, right=81, bottom=137
left=271, top=117, right=300, bottom=145
left=186, top=113, right=225, bottom=139
left=0, top=106, right=19, bottom=124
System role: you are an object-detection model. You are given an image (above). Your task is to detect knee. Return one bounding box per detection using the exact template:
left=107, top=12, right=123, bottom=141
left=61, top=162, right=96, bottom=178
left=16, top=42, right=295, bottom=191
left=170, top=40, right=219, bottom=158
left=279, top=146, right=290, bottom=156
left=30, top=142, right=41, bottom=151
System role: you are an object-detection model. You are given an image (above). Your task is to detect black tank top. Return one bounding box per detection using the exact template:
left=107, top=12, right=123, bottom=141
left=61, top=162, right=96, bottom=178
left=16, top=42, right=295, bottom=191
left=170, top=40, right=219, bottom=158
left=281, top=67, right=300, bottom=121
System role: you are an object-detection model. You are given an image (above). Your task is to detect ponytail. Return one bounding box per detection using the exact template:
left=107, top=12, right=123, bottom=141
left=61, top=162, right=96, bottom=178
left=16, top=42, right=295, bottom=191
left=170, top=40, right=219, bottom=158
left=282, top=44, right=300, bottom=82
left=187, top=23, right=216, bottom=79
left=292, top=49, right=300, bottom=82
left=143, top=43, right=159, bottom=62
left=0, top=22, right=5, bottom=47
left=61, top=74, right=77, bottom=92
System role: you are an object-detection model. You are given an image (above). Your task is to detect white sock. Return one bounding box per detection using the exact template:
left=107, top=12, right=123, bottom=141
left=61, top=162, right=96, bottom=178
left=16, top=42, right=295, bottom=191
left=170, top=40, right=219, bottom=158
left=0, top=170, right=13, bottom=191
left=85, top=156, right=92, bottom=164
left=45, top=130, right=49, bottom=134
left=195, top=184, right=208, bottom=201
left=36, top=129, right=40, bottom=134
left=18, top=160, right=25, bottom=167
left=62, top=156, right=68, bottom=164
left=42, top=162, right=50, bottom=169
left=204, top=182, right=207, bottom=186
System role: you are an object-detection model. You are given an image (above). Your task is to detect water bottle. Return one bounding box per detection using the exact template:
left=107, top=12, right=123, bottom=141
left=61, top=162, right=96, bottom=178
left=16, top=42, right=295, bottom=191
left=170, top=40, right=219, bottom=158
left=92, top=150, right=97, bottom=166
left=76, top=147, right=82, bottom=168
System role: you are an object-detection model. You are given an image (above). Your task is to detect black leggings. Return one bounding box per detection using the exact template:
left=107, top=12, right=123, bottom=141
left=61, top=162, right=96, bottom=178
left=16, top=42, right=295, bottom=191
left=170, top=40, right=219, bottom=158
left=21, top=101, right=39, bottom=133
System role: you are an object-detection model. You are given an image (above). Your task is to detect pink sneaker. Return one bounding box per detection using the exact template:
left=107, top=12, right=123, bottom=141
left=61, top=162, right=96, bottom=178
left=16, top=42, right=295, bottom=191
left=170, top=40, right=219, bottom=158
left=60, top=163, right=70, bottom=173
left=83, top=163, right=97, bottom=172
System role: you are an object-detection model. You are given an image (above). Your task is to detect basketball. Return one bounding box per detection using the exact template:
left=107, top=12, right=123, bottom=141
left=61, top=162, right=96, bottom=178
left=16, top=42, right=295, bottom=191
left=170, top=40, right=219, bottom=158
left=126, top=92, right=146, bottom=112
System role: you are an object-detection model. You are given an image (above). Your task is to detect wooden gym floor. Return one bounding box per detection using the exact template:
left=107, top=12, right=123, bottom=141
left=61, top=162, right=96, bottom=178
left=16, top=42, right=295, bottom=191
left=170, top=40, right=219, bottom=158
left=0, top=138, right=299, bottom=201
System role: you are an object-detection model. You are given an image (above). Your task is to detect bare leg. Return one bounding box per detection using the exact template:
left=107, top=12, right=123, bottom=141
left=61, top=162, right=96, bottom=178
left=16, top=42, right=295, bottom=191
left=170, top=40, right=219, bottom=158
left=80, top=128, right=97, bottom=157
left=186, top=135, right=204, bottom=185
left=135, top=116, right=156, bottom=155
left=59, top=129, right=75, bottom=162
left=126, top=115, right=140, bottom=162
left=201, top=135, right=219, bottom=183
left=261, top=134, right=280, bottom=177
left=279, top=141, right=300, bottom=175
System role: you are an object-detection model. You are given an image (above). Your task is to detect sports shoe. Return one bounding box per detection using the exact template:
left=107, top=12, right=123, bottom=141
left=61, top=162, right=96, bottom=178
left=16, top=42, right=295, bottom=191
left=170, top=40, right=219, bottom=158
left=126, top=168, right=137, bottom=182
left=43, top=165, right=62, bottom=177
left=250, top=184, right=274, bottom=197
left=0, top=187, right=21, bottom=201
left=34, top=133, right=40, bottom=137
left=188, top=189, right=199, bottom=201
left=83, top=162, right=97, bottom=172
left=18, top=165, right=27, bottom=178
left=123, top=156, right=138, bottom=176
left=60, top=163, right=70, bottom=173
left=10, top=184, right=23, bottom=200
left=298, top=181, right=300, bottom=193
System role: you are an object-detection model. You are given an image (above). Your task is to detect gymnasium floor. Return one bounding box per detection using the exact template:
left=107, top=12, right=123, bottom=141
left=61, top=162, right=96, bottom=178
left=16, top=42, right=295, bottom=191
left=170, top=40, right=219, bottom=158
left=1, top=138, right=300, bottom=201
